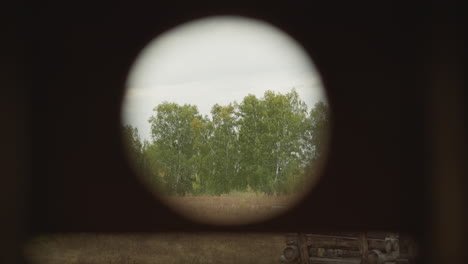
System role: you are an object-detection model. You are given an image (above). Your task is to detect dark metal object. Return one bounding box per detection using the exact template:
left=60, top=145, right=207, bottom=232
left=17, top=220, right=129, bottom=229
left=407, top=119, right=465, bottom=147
left=280, top=232, right=416, bottom=264
left=282, top=245, right=299, bottom=262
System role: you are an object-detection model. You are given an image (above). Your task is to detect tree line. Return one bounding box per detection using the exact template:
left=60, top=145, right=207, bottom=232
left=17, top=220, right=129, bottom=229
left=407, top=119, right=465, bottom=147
left=123, top=89, right=329, bottom=195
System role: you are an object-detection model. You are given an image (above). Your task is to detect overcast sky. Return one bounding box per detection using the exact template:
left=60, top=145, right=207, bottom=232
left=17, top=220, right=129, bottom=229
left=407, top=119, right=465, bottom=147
left=122, top=16, right=327, bottom=140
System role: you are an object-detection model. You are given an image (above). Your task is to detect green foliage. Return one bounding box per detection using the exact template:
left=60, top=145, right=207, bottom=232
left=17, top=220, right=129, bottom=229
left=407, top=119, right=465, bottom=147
left=237, top=89, right=312, bottom=194
left=124, top=89, right=329, bottom=196
left=148, top=103, right=201, bottom=195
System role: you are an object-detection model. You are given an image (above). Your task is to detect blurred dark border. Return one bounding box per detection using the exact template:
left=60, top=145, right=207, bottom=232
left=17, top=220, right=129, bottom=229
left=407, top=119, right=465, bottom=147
left=2, top=1, right=466, bottom=263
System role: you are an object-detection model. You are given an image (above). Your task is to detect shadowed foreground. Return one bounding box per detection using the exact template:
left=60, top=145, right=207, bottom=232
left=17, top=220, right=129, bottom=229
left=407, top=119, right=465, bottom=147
left=26, top=233, right=285, bottom=264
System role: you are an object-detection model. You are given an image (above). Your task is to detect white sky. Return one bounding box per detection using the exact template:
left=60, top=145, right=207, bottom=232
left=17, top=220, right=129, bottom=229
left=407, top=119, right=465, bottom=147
left=122, top=16, right=327, bottom=140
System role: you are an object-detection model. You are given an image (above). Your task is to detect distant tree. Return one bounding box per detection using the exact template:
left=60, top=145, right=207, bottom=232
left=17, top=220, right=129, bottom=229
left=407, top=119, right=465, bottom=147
left=148, top=102, right=200, bottom=194
left=189, top=114, right=213, bottom=194
left=237, top=94, right=263, bottom=191
left=264, top=90, right=308, bottom=191
left=134, top=89, right=330, bottom=196
left=208, top=103, right=239, bottom=194
left=237, top=89, right=311, bottom=194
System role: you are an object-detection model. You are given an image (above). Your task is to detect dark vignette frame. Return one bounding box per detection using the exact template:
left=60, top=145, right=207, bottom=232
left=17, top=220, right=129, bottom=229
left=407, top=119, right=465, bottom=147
left=3, top=1, right=466, bottom=264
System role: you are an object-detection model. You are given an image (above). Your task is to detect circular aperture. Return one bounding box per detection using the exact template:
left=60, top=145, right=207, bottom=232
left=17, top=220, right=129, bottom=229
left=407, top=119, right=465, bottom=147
left=121, top=16, right=330, bottom=225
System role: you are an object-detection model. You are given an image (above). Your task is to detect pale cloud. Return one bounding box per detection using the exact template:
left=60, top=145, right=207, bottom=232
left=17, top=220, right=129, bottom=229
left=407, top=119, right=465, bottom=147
left=122, top=16, right=327, bottom=140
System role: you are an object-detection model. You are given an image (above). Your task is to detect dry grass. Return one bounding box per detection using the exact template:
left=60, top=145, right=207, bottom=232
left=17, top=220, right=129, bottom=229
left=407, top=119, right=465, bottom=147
left=25, top=233, right=286, bottom=264
left=162, top=192, right=301, bottom=224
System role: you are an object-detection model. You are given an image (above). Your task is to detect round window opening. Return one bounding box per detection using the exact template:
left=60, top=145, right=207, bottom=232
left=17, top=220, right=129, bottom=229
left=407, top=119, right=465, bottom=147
left=121, top=16, right=330, bottom=225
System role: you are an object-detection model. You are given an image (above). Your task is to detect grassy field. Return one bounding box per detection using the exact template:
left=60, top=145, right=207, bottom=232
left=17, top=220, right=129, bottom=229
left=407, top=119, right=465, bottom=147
left=25, top=193, right=298, bottom=264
